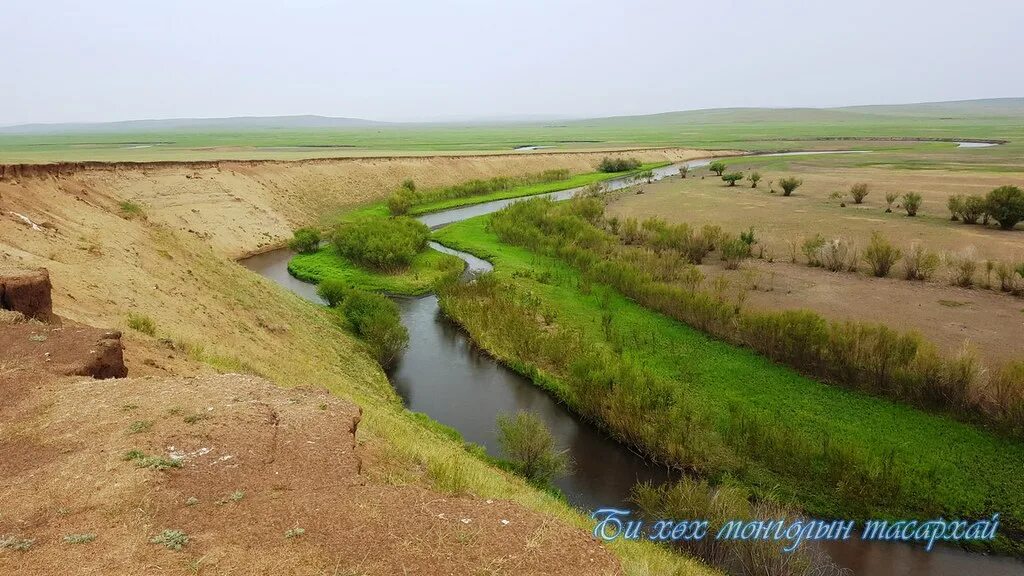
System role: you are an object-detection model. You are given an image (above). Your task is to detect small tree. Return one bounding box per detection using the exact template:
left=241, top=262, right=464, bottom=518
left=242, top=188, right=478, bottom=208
left=748, top=172, right=762, bottom=188
left=986, top=185, right=1024, bottom=230
left=947, top=195, right=965, bottom=221
left=496, top=411, right=569, bottom=486
left=778, top=177, right=803, bottom=196
left=708, top=161, right=727, bottom=176
left=863, top=232, right=901, bottom=277
left=960, top=195, right=987, bottom=224
left=722, top=172, right=744, bottom=186
left=902, top=192, right=922, bottom=216
left=885, top=192, right=898, bottom=213
left=288, top=227, right=321, bottom=254
left=849, top=183, right=870, bottom=204
left=678, top=165, right=689, bottom=179
left=638, top=169, right=655, bottom=184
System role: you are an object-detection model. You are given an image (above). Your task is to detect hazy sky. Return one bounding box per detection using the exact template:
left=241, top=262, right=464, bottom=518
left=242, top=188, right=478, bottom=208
left=2, top=0, right=1022, bottom=125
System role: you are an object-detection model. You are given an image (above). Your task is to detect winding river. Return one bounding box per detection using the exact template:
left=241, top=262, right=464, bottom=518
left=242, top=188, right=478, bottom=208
left=240, top=152, right=1024, bottom=576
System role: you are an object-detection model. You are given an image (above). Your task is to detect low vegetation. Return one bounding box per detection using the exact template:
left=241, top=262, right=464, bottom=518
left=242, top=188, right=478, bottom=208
left=496, top=411, right=570, bottom=487
left=332, top=216, right=428, bottom=271
left=987, top=185, right=1024, bottom=230
left=863, top=232, right=901, bottom=277
left=318, top=281, right=409, bottom=366
left=598, top=157, right=643, bottom=173
left=902, top=192, right=922, bottom=216
left=708, top=161, right=727, bottom=177
left=150, top=529, right=189, bottom=551
left=721, top=172, right=744, bottom=186
left=778, top=177, right=802, bottom=196
left=849, top=182, right=870, bottom=204
left=126, top=312, right=156, bottom=336
left=287, top=226, right=321, bottom=254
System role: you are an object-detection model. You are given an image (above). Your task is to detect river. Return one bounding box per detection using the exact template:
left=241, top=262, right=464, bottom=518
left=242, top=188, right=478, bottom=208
left=239, top=152, right=1023, bottom=576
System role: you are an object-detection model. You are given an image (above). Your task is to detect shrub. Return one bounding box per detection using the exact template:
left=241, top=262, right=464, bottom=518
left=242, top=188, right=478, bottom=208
left=400, top=179, right=416, bottom=192
left=386, top=189, right=417, bottom=215
left=995, top=262, right=1017, bottom=292
left=337, top=289, right=409, bottom=367
left=960, top=195, right=987, bottom=224
left=287, top=227, right=321, bottom=254
left=719, top=235, right=750, bottom=269
left=850, top=183, right=870, bottom=204
left=332, top=216, right=428, bottom=271
left=778, top=177, right=802, bottom=196
left=496, top=411, right=569, bottom=486
left=708, top=161, right=727, bottom=176
left=801, top=234, right=826, bottom=266
left=150, top=529, right=188, bottom=551
left=119, top=200, right=145, bottom=219
left=947, top=251, right=977, bottom=287
left=597, top=157, right=642, bottom=173
left=721, top=172, right=744, bottom=186
left=127, top=312, right=156, bottom=336
left=985, top=185, right=1024, bottom=230
left=863, top=233, right=901, bottom=277
left=989, top=361, right=1024, bottom=434
left=316, top=278, right=350, bottom=307
left=747, top=172, right=761, bottom=188
left=678, top=165, right=689, bottom=179
left=819, top=239, right=857, bottom=273
left=902, top=192, right=922, bottom=216
left=947, top=195, right=964, bottom=221
left=885, top=192, right=898, bottom=213
left=637, top=169, right=655, bottom=183
left=902, top=244, right=940, bottom=281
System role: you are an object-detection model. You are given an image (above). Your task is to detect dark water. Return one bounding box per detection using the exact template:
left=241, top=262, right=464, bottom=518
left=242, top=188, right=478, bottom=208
left=239, top=153, right=1024, bottom=575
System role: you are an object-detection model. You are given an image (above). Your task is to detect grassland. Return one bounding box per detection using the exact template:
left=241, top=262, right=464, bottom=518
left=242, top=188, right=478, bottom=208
left=288, top=246, right=463, bottom=295
left=432, top=214, right=1024, bottom=555
left=3, top=99, right=1023, bottom=163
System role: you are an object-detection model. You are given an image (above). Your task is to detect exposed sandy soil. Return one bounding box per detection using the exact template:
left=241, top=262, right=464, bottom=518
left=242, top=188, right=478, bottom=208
left=0, top=319, right=619, bottom=575
left=607, top=166, right=1024, bottom=366
left=2, top=148, right=717, bottom=259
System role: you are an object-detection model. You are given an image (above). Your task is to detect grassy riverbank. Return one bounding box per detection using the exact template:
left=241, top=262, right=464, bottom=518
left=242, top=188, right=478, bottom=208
left=289, top=245, right=463, bottom=295
left=432, top=214, right=1024, bottom=556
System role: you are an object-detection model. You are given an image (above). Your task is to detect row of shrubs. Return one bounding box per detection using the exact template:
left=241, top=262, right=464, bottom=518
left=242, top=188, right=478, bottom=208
left=486, top=197, right=1024, bottom=435
left=387, top=169, right=573, bottom=215
left=597, top=157, right=643, bottom=173
left=947, top=186, right=1024, bottom=230
left=439, top=273, right=934, bottom=536
left=797, top=232, right=1024, bottom=292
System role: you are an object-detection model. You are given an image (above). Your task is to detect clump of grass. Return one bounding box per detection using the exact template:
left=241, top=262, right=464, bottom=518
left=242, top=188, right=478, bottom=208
left=183, top=412, right=210, bottom=425
left=719, top=234, right=750, bottom=270
left=427, top=457, right=469, bottom=494
left=902, top=244, right=941, bottom=281
left=863, top=232, right=900, bottom=277
left=801, top=234, right=826, bottom=267
left=119, top=200, right=145, bottom=219
left=885, top=192, right=898, bottom=213
left=819, top=239, right=857, bottom=273
left=185, top=496, right=199, bottom=506
left=902, top=192, right=923, bottom=216
left=63, top=533, right=97, bottom=544
left=126, top=312, right=156, bottom=336
left=778, top=176, right=802, bottom=196
left=217, top=490, right=245, bottom=504
left=150, top=529, right=188, bottom=551
left=947, top=251, right=978, bottom=288
left=123, top=449, right=181, bottom=471
left=284, top=527, right=306, bottom=539
left=0, top=535, right=35, bottom=551
left=126, top=420, right=153, bottom=435
left=849, top=183, right=870, bottom=204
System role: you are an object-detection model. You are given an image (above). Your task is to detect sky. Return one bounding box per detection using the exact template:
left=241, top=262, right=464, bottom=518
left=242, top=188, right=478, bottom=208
left=2, top=0, right=1022, bottom=125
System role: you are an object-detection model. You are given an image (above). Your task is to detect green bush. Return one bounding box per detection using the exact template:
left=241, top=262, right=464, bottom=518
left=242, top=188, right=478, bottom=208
left=747, top=172, right=761, bottom=188
left=127, top=312, right=156, bottom=336
left=719, top=235, right=750, bottom=269
left=387, top=188, right=418, bottom=215
left=947, top=194, right=964, bottom=221
left=287, top=227, right=321, bottom=254
left=597, top=157, right=642, bottom=173
left=332, top=216, right=428, bottom=271
left=885, top=192, right=898, bottom=213
left=337, top=288, right=409, bottom=366
left=801, top=234, right=826, bottom=267
left=850, top=183, right=870, bottom=204
left=986, top=185, right=1024, bottom=230
left=316, top=278, right=350, bottom=307
left=863, top=233, right=901, bottom=277
left=496, top=411, right=569, bottom=486
left=960, top=195, right=987, bottom=224
left=708, top=161, right=727, bottom=176
left=947, top=252, right=977, bottom=288
left=678, top=165, right=689, bottom=179
left=778, top=177, right=803, bottom=196
left=721, top=172, right=744, bottom=186
left=902, top=192, right=922, bottom=216
left=400, top=179, right=416, bottom=192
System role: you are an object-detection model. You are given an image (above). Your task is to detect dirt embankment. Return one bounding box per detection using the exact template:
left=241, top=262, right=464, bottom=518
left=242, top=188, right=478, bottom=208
left=1, top=148, right=717, bottom=259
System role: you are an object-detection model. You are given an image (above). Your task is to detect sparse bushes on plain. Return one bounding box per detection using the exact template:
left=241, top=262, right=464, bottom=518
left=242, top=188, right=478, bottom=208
left=722, top=172, right=744, bottom=186
left=986, top=185, right=1024, bottom=230
left=863, top=233, right=901, bottom=277
left=332, top=216, right=428, bottom=271
left=849, top=183, right=870, bottom=204
left=597, top=157, right=642, bottom=173
left=496, top=411, right=569, bottom=486
left=287, top=227, right=321, bottom=253
left=902, top=244, right=941, bottom=281
left=902, top=192, right=922, bottom=216
left=778, top=177, right=802, bottom=196
left=708, top=161, right=727, bottom=176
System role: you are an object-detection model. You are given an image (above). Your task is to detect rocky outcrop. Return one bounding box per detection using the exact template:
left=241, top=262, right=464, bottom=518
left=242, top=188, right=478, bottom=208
left=0, top=268, right=53, bottom=321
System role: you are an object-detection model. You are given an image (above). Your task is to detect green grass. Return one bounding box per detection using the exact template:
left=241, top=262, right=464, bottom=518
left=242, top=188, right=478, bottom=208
left=433, top=214, right=1024, bottom=555
left=288, top=245, right=463, bottom=296
left=406, top=162, right=670, bottom=214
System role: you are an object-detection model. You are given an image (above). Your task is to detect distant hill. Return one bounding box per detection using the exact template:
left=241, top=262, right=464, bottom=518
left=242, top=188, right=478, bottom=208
left=836, top=97, right=1024, bottom=118
left=0, top=115, right=387, bottom=135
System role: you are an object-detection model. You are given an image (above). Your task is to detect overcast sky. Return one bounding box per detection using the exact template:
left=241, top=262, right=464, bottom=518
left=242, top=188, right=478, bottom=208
left=2, top=0, right=1022, bottom=125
